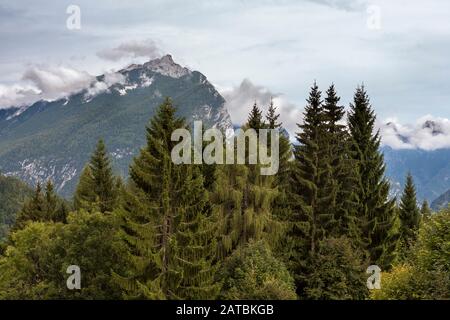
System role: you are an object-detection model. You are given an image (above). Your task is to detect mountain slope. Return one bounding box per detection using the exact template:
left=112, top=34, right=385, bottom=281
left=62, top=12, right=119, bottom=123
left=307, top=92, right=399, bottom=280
left=431, top=189, right=450, bottom=211
left=0, top=55, right=232, bottom=197
left=382, top=146, right=450, bottom=202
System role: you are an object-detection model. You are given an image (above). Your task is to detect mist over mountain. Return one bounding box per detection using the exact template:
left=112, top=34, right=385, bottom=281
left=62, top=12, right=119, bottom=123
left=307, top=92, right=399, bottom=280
left=0, top=55, right=232, bottom=197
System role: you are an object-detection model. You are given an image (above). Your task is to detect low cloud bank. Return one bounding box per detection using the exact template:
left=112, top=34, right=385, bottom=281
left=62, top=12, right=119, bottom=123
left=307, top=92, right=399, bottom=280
left=379, top=116, right=450, bottom=150
left=0, top=66, right=125, bottom=109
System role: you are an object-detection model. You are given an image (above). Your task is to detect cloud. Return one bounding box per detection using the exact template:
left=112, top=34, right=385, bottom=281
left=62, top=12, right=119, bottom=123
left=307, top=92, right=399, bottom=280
left=220, top=78, right=303, bottom=137
left=97, top=39, right=161, bottom=62
left=22, top=66, right=94, bottom=100
left=306, top=0, right=366, bottom=11
left=379, top=115, right=450, bottom=150
left=0, top=65, right=126, bottom=109
left=84, top=71, right=126, bottom=98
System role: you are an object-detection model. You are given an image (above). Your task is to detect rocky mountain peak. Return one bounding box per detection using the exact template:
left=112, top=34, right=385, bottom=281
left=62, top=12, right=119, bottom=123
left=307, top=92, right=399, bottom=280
left=142, top=54, right=191, bottom=78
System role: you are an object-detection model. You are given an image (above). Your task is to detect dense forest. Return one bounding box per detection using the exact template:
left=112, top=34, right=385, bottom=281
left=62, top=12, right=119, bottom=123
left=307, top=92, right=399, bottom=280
left=0, top=84, right=448, bottom=300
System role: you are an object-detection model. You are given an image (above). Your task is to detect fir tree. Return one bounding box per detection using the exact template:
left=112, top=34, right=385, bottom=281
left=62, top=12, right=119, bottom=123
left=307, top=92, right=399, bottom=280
left=74, top=139, right=118, bottom=213
left=399, top=173, right=421, bottom=246
left=114, top=98, right=219, bottom=299
left=347, top=85, right=397, bottom=269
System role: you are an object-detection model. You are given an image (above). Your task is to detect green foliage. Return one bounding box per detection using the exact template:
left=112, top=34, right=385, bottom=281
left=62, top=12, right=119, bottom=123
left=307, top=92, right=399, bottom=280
left=304, top=237, right=368, bottom=300
left=218, top=241, right=297, bottom=300
left=0, top=211, right=126, bottom=299
left=288, top=82, right=338, bottom=295
left=115, top=98, right=219, bottom=300
left=14, top=181, right=67, bottom=230
left=347, top=85, right=397, bottom=269
left=398, top=173, right=421, bottom=249
left=247, top=102, right=264, bottom=130
left=74, top=139, right=121, bottom=213
left=372, top=208, right=450, bottom=300
left=0, top=174, right=33, bottom=240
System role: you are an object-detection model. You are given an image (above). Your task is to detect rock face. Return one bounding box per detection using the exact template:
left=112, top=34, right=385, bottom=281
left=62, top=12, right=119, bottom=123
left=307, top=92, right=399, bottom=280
left=0, top=55, right=232, bottom=197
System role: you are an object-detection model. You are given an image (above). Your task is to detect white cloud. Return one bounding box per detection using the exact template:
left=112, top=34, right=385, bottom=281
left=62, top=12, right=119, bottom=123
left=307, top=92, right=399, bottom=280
left=0, top=84, right=40, bottom=109
left=0, top=65, right=127, bottom=109
left=220, top=79, right=303, bottom=137
left=22, top=65, right=94, bottom=100
left=97, top=39, right=161, bottom=62
left=379, top=115, right=450, bottom=150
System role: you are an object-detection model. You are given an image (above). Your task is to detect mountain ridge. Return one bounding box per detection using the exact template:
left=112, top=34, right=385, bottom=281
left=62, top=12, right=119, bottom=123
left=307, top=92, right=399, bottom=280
left=0, top=55, right=232, bottom=197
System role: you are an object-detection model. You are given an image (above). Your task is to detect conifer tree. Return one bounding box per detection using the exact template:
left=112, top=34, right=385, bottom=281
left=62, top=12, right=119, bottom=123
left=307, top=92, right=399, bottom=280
left=74, top=139, right=118, bottom=213
left=264, top=99, right=293, bottom=258
left=266, top=98, right=281, bottom=129
left=212, top=102, right=283, bottom=258
left=420, top=200, right=432, bottom=220
left=322, top=85, right=360, bottom=239
left=114, top=98, right=219, bottom=299
left=247, top=102, right=264, bottom=130
left=14, top=183, right=45, bottom=229
left=399, top=173, right=420, bottom=246
left=14, top=180, right=66, bottom=229
left=347, top=85, right=397, bottom=269
left=43, top=180, right=58, bottom=221
left=288, top=82, right=336, bottom=294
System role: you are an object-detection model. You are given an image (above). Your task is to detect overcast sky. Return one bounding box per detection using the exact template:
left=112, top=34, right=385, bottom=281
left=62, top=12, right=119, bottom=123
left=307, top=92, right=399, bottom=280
left=1, top=0, right=450, bottom=140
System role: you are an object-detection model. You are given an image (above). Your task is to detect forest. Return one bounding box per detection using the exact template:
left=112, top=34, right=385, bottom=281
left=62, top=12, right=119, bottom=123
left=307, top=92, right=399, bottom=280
left=0, top=83, right=448, bottom=300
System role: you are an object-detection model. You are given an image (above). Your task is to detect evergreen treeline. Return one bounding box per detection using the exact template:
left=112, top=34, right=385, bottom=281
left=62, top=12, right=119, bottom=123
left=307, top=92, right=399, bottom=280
left=0, top=87, right=448, bottom=300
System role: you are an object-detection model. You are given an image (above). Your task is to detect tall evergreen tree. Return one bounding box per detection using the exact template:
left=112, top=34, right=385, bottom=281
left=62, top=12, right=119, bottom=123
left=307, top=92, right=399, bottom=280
left=399, top=173, right=420, bottom=246
left=347, top=85, right=397, bottom=269
left=288, top=82, right=336, bottom=294
left=114, top=98, right=219, bottom=299
left=74, top=139, right=119, bottom=213
left=322, top=85, right=360, bottom=239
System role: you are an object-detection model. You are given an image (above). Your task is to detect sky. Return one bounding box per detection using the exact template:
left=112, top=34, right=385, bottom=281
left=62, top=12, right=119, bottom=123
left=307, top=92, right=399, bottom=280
left=1, top=0, right=450, bottom=148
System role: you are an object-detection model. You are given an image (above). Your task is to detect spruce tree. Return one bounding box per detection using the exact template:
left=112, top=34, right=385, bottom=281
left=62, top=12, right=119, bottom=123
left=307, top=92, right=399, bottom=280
left=399, top=173, right=421, bottom=246
left=13, top=180, right=66, bottom=229
left=266, top=98, right=281, bottom=129
left=14, top=182, right=45, bottom=229
left=44, top=180, right=58, bottom=221
left=288, top=82, right=336, bottom=294
left=114, top=98, right=219, bottom=299
left=74, top=139, right=118, bottom=213
left=322, top=85, right=360, bottom=239
left=264, top=99, right=293, bottom=258
left=247, top=102, right=264, bottom=130
left=347, top=85, right=397, bottom=269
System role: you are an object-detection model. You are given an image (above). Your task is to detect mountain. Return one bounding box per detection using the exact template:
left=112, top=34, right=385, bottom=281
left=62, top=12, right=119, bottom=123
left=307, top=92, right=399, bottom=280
left=0, top=55, right=232, bottom=197
left=431, top=189, right=450, bottom=211
left=382, top=146, right=450, bottom=202
left=0, top=174, right=33, bottom=239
